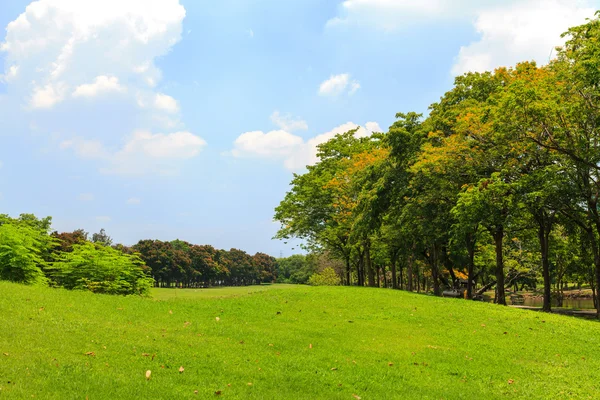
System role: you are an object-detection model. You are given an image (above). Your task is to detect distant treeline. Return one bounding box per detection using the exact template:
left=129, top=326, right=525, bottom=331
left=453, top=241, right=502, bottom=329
left=128, top=239, right=276, bottom=288
left=0, top=213, right=286, bottom=295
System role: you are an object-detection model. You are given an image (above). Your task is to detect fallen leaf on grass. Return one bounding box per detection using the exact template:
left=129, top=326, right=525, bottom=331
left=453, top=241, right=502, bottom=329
left=352, top=394, right=361, bottom=399
left=85, top=352, right=95, bottom=357
left=309, top=344, right=313, bottom=349
left=179, top=366, right=185, bottom=373
left=388, top=362, right=394, bottom=366
left=194, top=390, right=198, bottom=395
left=247, top=382, right=253, bottom=386
left=145, top=370, right=152, bottom=380
left=3, top=353, right=8, bottom=356
left=142, top=353, right=150, bottom=357
left=508, top=379, right=514, bottom=385
left=215, top=390, right=222, bottom=395
left=168, top=310, right=173, bottom=315
left=215, top=317, right=220, bottom=322
left=331, top=368, right=337, bottom=371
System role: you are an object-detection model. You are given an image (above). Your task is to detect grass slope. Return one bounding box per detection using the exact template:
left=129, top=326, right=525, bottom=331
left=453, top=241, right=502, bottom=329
left=0, top=282, right=598, bottom=399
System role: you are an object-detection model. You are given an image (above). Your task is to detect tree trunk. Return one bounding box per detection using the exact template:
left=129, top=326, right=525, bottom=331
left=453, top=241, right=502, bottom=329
left=391, top=258, right=397, bottom=289
left=357, top=250, right=365, bottom=287
left=466, top=232, right=476, bottom=300
left=416, top=262, right=420, bottom=293
left=407, top=255, right=414, bottom=292
left=593, top=241, right=600, bottom=317
left=399, top=263, right=404, bottom=290
left=442, top=245, right=456, bottom=288
left=345, top=256, right=351, bottom=286
left=430, top=245, right=441, bottom=296
left=493, top=226, right=507, bottom=306
left=537, top=217, right=552, bottom=312
left=366, top=242, right=376, bottom=287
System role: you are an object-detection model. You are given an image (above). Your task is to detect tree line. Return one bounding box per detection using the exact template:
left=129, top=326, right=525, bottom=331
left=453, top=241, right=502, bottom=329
left=0, top=213, right=278, bottom=295
left=274, top=13, right=600, bottom=315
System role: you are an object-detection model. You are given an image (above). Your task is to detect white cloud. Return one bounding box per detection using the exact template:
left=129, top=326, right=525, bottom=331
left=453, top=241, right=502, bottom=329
left=78, top=193, right=94, bottom=201
left=326, top=0, right=595, bottom=76
left=30, top=83, right=65, bottom=109
left=451, top=1, right=596, bottom=75
left=326, top=0, right=473, bottom=30
left=1, top=1, right=195, bottom=173
left=349, top=81, right=361, bottom=95
left=2, top=0, right=185, bottom=108
left=318, top=73, right=361, bottom=97
left=127, top=197, right=141, bottom=205
left=230, top=120, right=381, bottom=171
left=61, top=130, right=206, bottom=176
left=284, top=122, right=380, bottom=170
left=0, top=65, right=19, bottom=83
left=60, top=138, right=109, bottom=160
left=72, top=76, right=125, bottom=98
left=232, top=130, right=303, bottom=159
left=107, top=130, right=206, bottom=176
left=154, top=93, right=179, bottom=113
left=247, top=29, right=254, bottom=38
left=121, top=131, right=205, bottom=159
left=270, top=111, right=308, bottom=132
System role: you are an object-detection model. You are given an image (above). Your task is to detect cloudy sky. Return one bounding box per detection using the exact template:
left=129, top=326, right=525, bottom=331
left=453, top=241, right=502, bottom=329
left=0, top=0, right=597, bottom=256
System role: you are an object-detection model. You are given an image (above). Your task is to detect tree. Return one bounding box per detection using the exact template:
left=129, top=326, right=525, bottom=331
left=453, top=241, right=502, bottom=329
left=53, top=229, right=89, bottom=253
left=0, top=222, right=49, bottom=284
left=49, top=242, right=153, bottom=295
left=92, top=229, right=113, bottom=246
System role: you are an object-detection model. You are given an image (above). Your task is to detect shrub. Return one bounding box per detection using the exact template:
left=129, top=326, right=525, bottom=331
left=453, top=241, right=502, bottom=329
left=0, top=222, right=49, bottom=285
left=49, top=243, right=154, bottom=295
left=308, top=267, right=341, bottom=286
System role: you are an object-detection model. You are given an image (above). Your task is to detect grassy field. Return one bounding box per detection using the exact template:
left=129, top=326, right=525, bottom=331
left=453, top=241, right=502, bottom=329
left=0, top=283, right=598, bottom=399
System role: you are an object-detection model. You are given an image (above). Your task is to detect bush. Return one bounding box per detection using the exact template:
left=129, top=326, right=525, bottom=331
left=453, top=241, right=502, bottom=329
left=308, top=267, right=341, bottom=286
left=0, top=222, right=49, bottom=285
left=49, top=243, right=154, bottom=295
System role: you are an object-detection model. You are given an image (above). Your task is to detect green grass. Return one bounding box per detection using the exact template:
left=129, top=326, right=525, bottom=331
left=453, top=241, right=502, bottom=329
left=150, top=284, right=298, bottom=301
left=0, top=282, right=598, bottom=399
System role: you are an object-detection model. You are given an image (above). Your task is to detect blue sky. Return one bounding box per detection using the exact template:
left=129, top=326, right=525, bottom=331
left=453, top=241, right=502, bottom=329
left=0, top=0, right=597, bottom=256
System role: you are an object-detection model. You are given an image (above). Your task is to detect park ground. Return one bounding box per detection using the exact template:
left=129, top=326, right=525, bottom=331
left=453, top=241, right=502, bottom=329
left=0, top=282, right=599, bottom=399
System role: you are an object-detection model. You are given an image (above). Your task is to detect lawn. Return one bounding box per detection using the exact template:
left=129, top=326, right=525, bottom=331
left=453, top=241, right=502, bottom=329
left=0, top=282, right=598, bottom=399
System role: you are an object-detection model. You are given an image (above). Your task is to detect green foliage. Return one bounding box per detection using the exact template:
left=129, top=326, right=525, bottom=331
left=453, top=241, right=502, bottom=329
left=308, top=267, right=341, bottom=286
left=271, top=13, right=600, bottom=313
left=0, top=222, right=49, bottom=285
left=276, top=254, right=316, bottom=284
left=49, top=242, right=154, bottom=295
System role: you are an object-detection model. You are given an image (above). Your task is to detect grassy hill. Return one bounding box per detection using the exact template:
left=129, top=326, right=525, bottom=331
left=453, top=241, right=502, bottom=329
left=0, top=282, right=598, bottom=399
